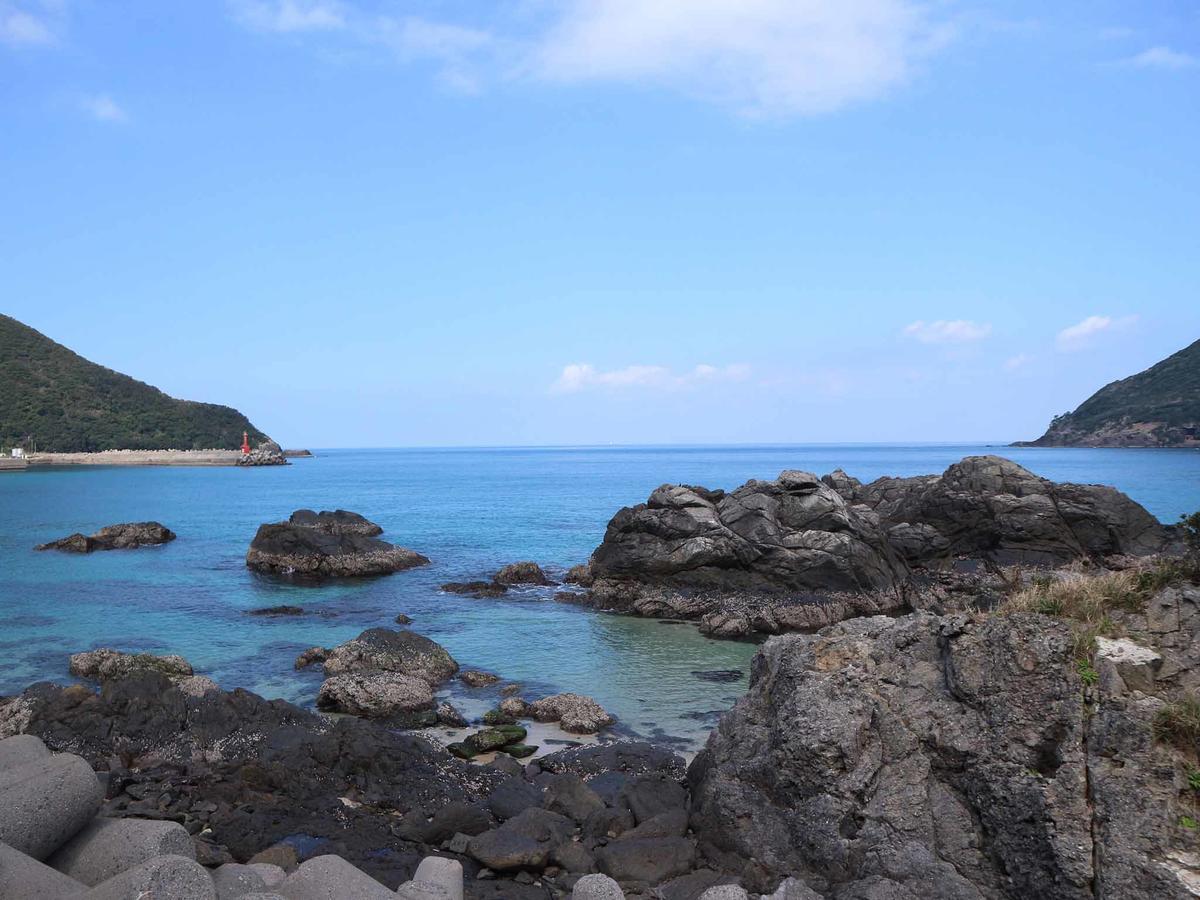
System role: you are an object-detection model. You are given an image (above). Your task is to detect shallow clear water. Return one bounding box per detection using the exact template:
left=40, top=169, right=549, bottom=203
left=2, top=444, right=1198, bottom=751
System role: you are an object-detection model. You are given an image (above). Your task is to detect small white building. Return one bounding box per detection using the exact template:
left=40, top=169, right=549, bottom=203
left=11, top=448, right=25, bottom=458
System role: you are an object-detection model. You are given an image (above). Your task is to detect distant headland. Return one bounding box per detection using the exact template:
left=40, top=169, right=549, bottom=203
left=0, top=314, right=282, bottom=463
left=1016, top=337, right=1200, bottom=448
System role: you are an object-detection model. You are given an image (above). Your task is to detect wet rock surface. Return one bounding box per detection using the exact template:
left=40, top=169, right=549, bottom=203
left=246, top=509, right=428, bottom=578
left=36, top=521, right=176, bottom=553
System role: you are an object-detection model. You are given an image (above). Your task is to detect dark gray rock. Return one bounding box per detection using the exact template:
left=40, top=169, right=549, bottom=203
left=590, top=473, right=899, bottom=596
left=595, top=835, right=696, bottom=883
left=36, top=522, right=175, bottom=553
left=539, top=774, right=605, bottom=823
left=322, top=628, right=459, bottom=685
left=618, top=776, right=688, bottom=824
left=467, top=808, right=573, bottom=871
left=494, top=563, right=553, bottom=586
left=288, top=509, right=383, bottom=536
left=856, top=455, right=1168, bottom=565
left=486, top=777, right=544, bottom=822
left=689, top=612, right=1096, bottom=898
left=246, top=524, right=428, bottom=578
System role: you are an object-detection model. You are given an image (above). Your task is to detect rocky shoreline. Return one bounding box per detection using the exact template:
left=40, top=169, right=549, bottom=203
left=3, top=457, right=1199, bottom=897
left=3, top=552, right=1200, bottom=898
left=561, top=455, right=1179, bottom=638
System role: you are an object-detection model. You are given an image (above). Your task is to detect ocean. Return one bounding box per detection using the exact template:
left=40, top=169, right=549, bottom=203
left=2, top=444, right=1198, bottom=752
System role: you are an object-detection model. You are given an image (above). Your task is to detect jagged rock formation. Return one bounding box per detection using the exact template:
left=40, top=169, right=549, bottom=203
left=36, top=521, right=176, bottom=553
left=1017, top=337, right=1200, bottom=447
left=825, top=454, right=1168, bottom=564
left=578, top=456, right=1169, bottom=636
left=246, top=509, right=428, bottom=577
left=689, top=576, right=1200, bottom=899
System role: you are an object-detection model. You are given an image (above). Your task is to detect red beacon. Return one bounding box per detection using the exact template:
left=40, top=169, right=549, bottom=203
left=241, top=431, right=251, bottom=455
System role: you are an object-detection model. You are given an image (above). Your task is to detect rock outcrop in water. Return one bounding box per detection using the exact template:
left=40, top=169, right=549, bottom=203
left=36, top=521, right=176, bottom=553
left=288, top=508, right=383, bottom=535
left=688, top=570, right=1200, bottom=898
left=579, top=456, right=1170, bottom=637
left=236, top=439, right=288, bottom=466
left=246, top=508, right=428, bottom=577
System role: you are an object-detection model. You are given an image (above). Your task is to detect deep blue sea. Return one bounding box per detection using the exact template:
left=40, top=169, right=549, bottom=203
left=2, top=445, right=1198, bottom=751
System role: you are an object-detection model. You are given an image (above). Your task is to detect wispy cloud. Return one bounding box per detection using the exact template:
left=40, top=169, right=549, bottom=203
left=530, top=0, right=952, bottom=117
left=1003, top=353, right=1032, bottom=371
left=1122, top=46, right=1198, bottom=70
left=902, top=320, right=992, bottom=344
left=0, top=0, right=59, bottom=46
left=229, top=0, right=954, bottom=117
left=551, top=362, right=750, bottom=394
left=374, top=16, right=495, bottom=92
left=1056, top=314, right=1137, bottom=351
left=230, top=0, right=346, bottom=34
left=80, top=93, right=128, bottom=123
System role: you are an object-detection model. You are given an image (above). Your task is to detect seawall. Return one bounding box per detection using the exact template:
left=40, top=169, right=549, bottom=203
left=25, top=450, right=245, bottom=467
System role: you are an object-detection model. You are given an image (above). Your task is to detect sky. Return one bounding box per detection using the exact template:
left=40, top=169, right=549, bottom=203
left=1, top=0, right=1197, bottom=447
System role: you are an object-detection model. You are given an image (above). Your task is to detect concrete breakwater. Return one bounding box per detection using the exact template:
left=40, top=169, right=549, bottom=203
left=24, top=445, right=289, bottom=467
left=0, top=458, right=27, bottom=471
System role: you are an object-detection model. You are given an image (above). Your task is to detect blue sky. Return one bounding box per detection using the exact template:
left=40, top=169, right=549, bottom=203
left=1, top=0, right=1197, bottom=447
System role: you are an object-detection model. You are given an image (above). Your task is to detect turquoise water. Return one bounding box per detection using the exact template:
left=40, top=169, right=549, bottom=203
left=2, top=445, right=1198, bottom=750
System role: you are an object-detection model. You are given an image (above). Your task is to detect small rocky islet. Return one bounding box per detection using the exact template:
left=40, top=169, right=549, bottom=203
left=6, top=462, right=1200, bottom=897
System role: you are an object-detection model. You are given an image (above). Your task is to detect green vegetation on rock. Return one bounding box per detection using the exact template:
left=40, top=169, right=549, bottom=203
left=1019, top=338, right=1200, bottom=447
left=0, top=314, right=269, bottom=452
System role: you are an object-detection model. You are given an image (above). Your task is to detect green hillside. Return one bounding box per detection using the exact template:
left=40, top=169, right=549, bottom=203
left=1020, top=338, right=1200, bottom=447
left=0, top=314, right=270, bottom=452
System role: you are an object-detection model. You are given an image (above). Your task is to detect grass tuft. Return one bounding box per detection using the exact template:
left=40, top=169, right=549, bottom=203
left=1155, top=695, right=1200, bottom=753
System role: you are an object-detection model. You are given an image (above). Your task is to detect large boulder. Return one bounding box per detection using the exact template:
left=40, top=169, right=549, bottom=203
left=36, top=522, right=176, bottom=553
left=591, top=473, right=899, bottom=595
left=322, top=628, right=459, bottom=686
left=528, top=694, right=614, bottom=734
left=316, top=672, right=435, bottom=719
left=688, top=601, right=1200, bottom=899
left=837, top=455, right=1168, bottom=565
left=287, top=509, right=384, bottom=536
left=246, top=523, right=428, bottom=578
left=69, top=649, right=193, bottom=682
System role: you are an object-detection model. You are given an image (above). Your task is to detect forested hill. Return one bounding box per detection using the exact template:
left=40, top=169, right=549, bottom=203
left=1017, top=338, right=1200, bottom=447
left=0, top=314, right=270, bottom=452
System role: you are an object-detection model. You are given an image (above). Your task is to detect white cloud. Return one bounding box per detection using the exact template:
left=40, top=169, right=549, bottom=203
left=1123, top=46, right=1198, bottom=70
left=231, top=0, right=346, bottom=34
left=551, top=362, right=750, bottom=394
left=1055, top=314, right=1138, bottom=351
left=80, top=94, right=128, bottom=123
left=902, top=320, right=992, bottom=344
left=229, top=0, right=952, bottom=117
left=1003, top=353, right=1032, bottom=371
left=531, top=0, right=950, bottom=117
left=0, top=1, right=58, bottom=45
